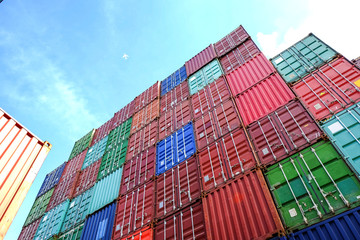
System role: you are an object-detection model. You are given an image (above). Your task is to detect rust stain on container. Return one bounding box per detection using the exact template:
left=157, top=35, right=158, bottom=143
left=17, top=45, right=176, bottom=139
left=214, top=25, right=250, bottom=57
left=185, top=44, right=217, bottom=76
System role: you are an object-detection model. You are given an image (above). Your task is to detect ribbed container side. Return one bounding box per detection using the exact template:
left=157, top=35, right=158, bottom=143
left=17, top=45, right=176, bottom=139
left=353, top=56, right=360, bottom=69
left=120, top=146, right=155, bottom=196
left=82, top=135, right=108, bottom=170
left=111, top=100, right=135, bottom=129
left=34, top=199, right=70, bottom=240
left=134, top=82, right=160, bottom=113
left=99, top=138, right=128, bottom=180
left=73, top=159, right=100, bottom=197
left=214, top=25, right=250, bottom=57
left=219, top=38, right=261, bottom=75
left=89, top=168, right=122, bottom=214
left=322, top=103, right=360, bottom=176
left=208, top=76, right=232, bottom=107
left=131, top=99, right=160, bottom=134
left=161, top=65, right=187, bottom=96
left=120, top=227, right=153, bottom=240
left=154, top=202, right=206, bottom=240
left=160, top=81, right=189, bottom=113
left=158, top=108, right=174, bottom=141
left=106, top=117, right=132, bottom=152
left=292, top=57, right=360, bottom=121
left=24, top=188, right=54, bottom=227
left=188, top=59, right=223, bottom=95
left=264, top=141, right=360, bottom=232
left=127, top=120, right=158, bottom=161
left=113, top=182, right=155, bottom=239
left=194, top=110, right=217, bottom=150
left=235, top=73, right=295, bottom=126
left=61, top=188, right=93, bottom=233
left=81, top=202, right=116, bottom=240
left=58, top=223, right=84, bottom=240
left=226, top=52, right=276, bottom=95
left=37, top=163, right=66, bottom=198
left=69, top=129, right=95, bottom=160
left=191, top=88, right=212, bottom=120
left=212, top=100, right=242, bottom=138
left=248, top=100, right=323, bottom=166
left=91, top=118, right=113, bottom=146
left=185, top=44, right=217, bottom=76
left=271, top=33, right=338, bottom=84
left=62, top=150, right=87, bottom=179
left=17, top=217, right=41, bottom=240
left=174, top=99, right=192, bottom=130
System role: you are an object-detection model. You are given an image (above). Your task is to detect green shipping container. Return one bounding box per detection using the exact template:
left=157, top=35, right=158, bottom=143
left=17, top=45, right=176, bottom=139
left=105, top=117, right=132, bottom=152
left=24, top=188, right=54, bottom=227
left=82, top=135, right=108, bottom=170
left=58, top=223, right=84, bottom=240
left=69, top=129, right=95, bottom=160
left=265, top=141, right=360, bottom=232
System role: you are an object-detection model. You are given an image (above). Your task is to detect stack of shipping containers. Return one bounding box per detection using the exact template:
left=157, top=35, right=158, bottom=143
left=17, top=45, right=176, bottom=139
left=17, top=25, right=360, bottom=240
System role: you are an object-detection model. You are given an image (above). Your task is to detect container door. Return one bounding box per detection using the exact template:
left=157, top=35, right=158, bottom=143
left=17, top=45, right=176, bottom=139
left=156, top=168, right=177, bottom=218
left=194, top=111, right=218, bottom=150
left=212, top=100, right=241, bottom=138
left=174, top=123, right=196, bottom=165
left=177, top=158, right=200, bottom=208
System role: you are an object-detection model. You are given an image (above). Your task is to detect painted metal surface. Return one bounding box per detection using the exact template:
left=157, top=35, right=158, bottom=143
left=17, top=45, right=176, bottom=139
left=81, top=202, right=116, bottom=240
left=353, top=56, right=360, bottom=69
left=161, top=65, right=187, bottom=96
left=188, top=59, right=223, bottom=95
left=207, top=76, right=231, bottom=108
left=120, top=146, right=155, bottom=196
left=121, top=227, right=153, bottom=240
left=248, top=100, right=323, bottom=166
left=24, top=188, right=54, bottom=227
left=174, top=99, right=192, bottom=130
left=58, top=223, right=84, bottom=240
left=154, top=202, right=206, bottom=240
left=134, top=82, right=160, bottom=113
left=34, top=199, right=70, bottom=240
left=203, top=169, right=284, bottom=240
left=111, top=100, right=135, bottom=129
left=226, top=52, right=276, bottom=95
left=292, top=57, right=360, bottom=121
left=158, top=108, right=174, bottom=141
left=73, top=159, right=100, bottom=197
left=322, top=103, right=360, bottom=176
left=212, top=100, right=241, bottom=137
left=191, top=88, right=212, bottom=120
left=82, top=135, right=108, bottom=170
left=235, top=73, right=295, bottom=126
left=160, top=81, right=189, bottom=114
left=36, top=163, right=66, bottom=198
left=62, top=150, right=86, bottom=179
left=91, top=118, right=113, bottom=146
left=89, top=168, right=122, bottom=214
left=265, top=141, right=360, bottom=232
left=271, top=33, right=338, bottom=83
left=219, top=38, right=261, bottom=74
left=106, top=117, right=132, bottom=152
left=113, top=182, right=155, bottom=239
left=194, top=110, right=217, bottom=150
left=214, top=25, right=249, bottom=57
left=185, top=44, right=217, bottom=76
left=131, top=99, right=160, bottom=134
left=156, top=122, right=196, bottom=175
left=68, top=129, right=95, bottom=160
left=17, top=217, right=41, bottom=240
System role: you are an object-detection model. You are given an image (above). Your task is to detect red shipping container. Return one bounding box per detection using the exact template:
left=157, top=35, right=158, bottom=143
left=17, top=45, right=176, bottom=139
left=120, top=227, right=153, bottom=240
left=62, top=149, right=87, bottom=179
left=17, top=218, right=41, bottom=240
left=194, top=111, right=218, bottom=150
left=248, top=100, right=323, bottom=166
left=120, top=147, right=155, bottom=196
left=112, top=100, right=135, bottom=129
left=154, top=202, right=207, bottom=240
left=131, top=99, right=159, bottom=134
left=174, top=99, right=192, bottom=130
left=214, top=25, right=250, bottom=57
left=158, top=109, right=174, bottom=141
left=91, top=118, right=113, bottom=146
left=202, top=170, right=284, bottom=240
left=207, top=76, right=231, bottom=107
left=185, top=44, right=217, bottom=76
left=220, top=38, right=261, bottom=75
left=160, top=81, right=189, bottom=113
left=212, top=100, right=241, bottom=138
left=73, top=159, right=101, bottom=197
left=191, top=88, right=212, bottom=120
left=292, top=57, right=360, bottom=121
left=134, top=82, right=160, bottom=113
left=226, top=52, right=276, bottom=95
left=235, top=73, right=295, bottom=126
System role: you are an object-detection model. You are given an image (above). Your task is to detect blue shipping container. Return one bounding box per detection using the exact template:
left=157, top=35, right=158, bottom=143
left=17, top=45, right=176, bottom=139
left=156, top=122, right=196, bottom=175
left=161, top=65, right=187, bottom=96
left=81, top=202, right=116, bottom=240
left=37, top=163, right=66, bottom=198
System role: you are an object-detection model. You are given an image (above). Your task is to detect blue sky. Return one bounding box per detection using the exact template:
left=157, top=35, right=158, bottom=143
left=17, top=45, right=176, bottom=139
left=1, top=0, right=359, bottom=239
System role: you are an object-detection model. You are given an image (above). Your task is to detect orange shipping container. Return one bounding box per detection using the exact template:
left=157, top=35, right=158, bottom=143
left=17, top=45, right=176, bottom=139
left=131, top=99, right=160, bottom=134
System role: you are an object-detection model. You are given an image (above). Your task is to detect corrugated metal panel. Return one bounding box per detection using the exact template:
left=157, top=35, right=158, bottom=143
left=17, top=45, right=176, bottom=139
left=292, top=57, right=360, bottom=121
left=81, top=202, right=116, bottom=240
left=160, top=81, right=189, bottom=113
left=194, top=110, right=217, bottom=150
left=34, top=199, right=70, bottom=240
left=134, top=82, right=160, bottom=113
left=91, top=119, right=113, bottom=146
left=73, top=160, right=100, bottom=197
left=36, top=163, right=66, bottom=198
left=271, top=33, right=338, bottom=84
left=161, top=65, right=187, bottom=96
left=111, top=100, right=135, bottom=129
left=158, top=108, right=174, bottom=141
left=106, top=117, right=132, bottom=152
left=62, top=150, right=86, bottom=179
left=131, top=99, right=160, bottom=134
left=203, top=170, right=284, bottom=240
left=208, top=76, right=232, bottom=107
left=226, top=52, right=276, bottom=95
left=191, top=88, right=212, bottom=120
left=212, top=100, right=241, bottom=137
left=24, top=188, right=54, bottom=227
left=68, top=129, right=95, bottom=160
left=235, top=73, right=295, bottom=126
left=174, top=99, right=192, bottom=130
left=82, top=135, right=108, bottom=170
left=265, top=141, right=360, bottom=232
left=353, top=56, right=360, bottom=69
left=219, top=38, right=261, bottom=74
left=188, top=59, right=223, bottom=95
left=89, top=168, right=122, bottom=214
left=322, top=103, right=360, bottom=176
left=185, top=44, right=217, bottom=76
left=121, top=227, right=152, bottom=240
left=18, top=217, right=42, bottom=240
left=248, top=100, right=323, bottom=166
left=58, top=223, right=84, bottom=240
left=214, top=25, right=250, bottom=57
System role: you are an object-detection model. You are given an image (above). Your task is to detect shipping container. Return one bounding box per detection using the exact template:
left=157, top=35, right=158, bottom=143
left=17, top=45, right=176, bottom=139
left=292, top=57, right=360, bottom=121
left=73, top=160, right=100, bottom=197
left=322, top=103, right=360, bottom=176
left=191, top=88, right=212, bottom=120
left=89, top=168, right=122, bottom=214
left=62, top=150, right=87, bottom=179
left=248, top=100, right=323, bottom=166
left=207, top=76, right=232, bottom=107
left=264, top=141, right=360, bottom=232
left=212, top=100, right=241, bottom=137
left=58, top=223, right=84, bottom=240
left=353, top=56, right=360, bottom=69
left=203, top=169, right=284, bottom=240
left=131, top=99, right=160, bottom=134
left=111, top=100, right=135, bottom=129
left=24, top=188, right=54, bottom=227
left=188, top=59, right=223, bottom=95
left=185, top=44, right=217, bottom=76
left=134, top=82, right=160, bottom=113
left=17, top=217, right=41, bottom=240
left=82, top=135, right=108, bottom=170
left=158, top=108, right=174, bottom=141
left=154, top=202, right=206, bottom=240
left=106, top=117, right=132, bottom=152
left=271, top=33, right=338, bottom=84
left=81, top=202, right=116, bottom=240
left=214, top=25, right=249, bottom=57
left=194, top=110, right=218, bottom=150
left=36, top=163, right=66, bottom=198
left=174, top=99, right=192, bottom=130
left=161, top=65, right=187, bottom=96
left=226, top=52, right=276, bottom=95
left=219, top=38, right=261, bottom=75
left=121, top=227, right=153, bottom=240
left=235, top=73, right=295, bottom=126
left=91, top=118, right=113, bottom=146
left=68, top=129, right=95, bottom=160
left=160, top=81, right=189, bottom=114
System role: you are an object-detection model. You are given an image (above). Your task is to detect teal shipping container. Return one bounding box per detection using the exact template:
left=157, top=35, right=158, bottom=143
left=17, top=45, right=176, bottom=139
left=58, top=223, right=84, bottom=240
left=322, top=103, right=360, bottom=176
left=82, top=135, right=108, bottom=170
left=24, top=188, right=54, bottom=227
